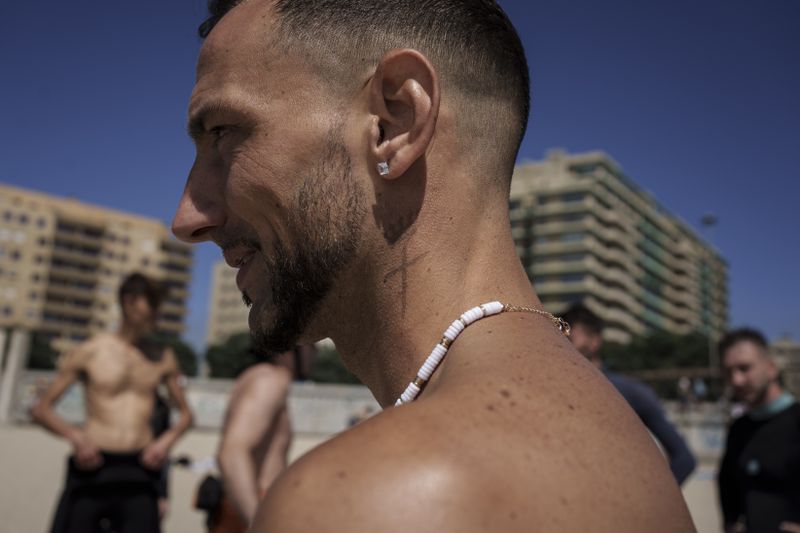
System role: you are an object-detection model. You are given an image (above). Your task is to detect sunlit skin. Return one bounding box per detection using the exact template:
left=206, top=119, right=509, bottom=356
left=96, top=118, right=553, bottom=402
left=172, top=2, right=695, bottom=531
left=217, top=356, right=294, bottom=525
left=721, top=340, right=782, bottom=408
left=31, top=294, right=193, bottom=470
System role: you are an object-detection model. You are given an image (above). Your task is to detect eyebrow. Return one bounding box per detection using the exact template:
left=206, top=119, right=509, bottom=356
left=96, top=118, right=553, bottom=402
left=186, top=100, right=228, bottom=142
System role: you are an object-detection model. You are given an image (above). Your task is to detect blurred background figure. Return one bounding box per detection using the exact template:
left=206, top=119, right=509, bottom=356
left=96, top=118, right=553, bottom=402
left=209, top=344, right=315, bottom=533
left=30, top=272, right=194, bottom=533
left=562, top=303, right=697, bottom=486
left=678, top=375, right=693, bottom=413
left=150, top=390, right=173, bottom=523
left=717, top=328, right=800, bottom=533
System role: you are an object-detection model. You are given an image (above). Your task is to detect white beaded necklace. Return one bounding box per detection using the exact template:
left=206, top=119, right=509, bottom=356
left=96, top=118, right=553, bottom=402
left=395, top=301, right=571, bottom=405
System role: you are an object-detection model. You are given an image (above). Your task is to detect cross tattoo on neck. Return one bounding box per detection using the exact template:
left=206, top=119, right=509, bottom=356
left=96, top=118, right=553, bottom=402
left=383, top=247, right=429, bottom=317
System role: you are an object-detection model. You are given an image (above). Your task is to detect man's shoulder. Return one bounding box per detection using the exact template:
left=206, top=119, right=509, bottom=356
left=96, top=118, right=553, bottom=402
left=231, top=364, right=292, bottom=401
left=606, top=371, right=658, bottom=405
left=58, top=334, right=108, bottom=368
left=254, top=398, right=694, bottom=532
left=254, top=406, right=477, bottom=532
left=237, top=363, right=292, bottom=386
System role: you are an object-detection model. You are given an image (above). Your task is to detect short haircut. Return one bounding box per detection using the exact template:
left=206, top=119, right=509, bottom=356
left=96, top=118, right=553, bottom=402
left=561, top=303, right=603, bottom=336
left=118, top=273, right=168, bottom=311
left=198, top=0, right=530, bottom=182
left=718, top=328, right=768, bottom=358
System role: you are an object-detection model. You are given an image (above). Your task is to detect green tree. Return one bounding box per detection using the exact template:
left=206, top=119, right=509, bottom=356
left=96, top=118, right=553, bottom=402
left=26, top=330, right=59, bottom=370
left=601, top=330, right=714, bottom=399
left=311, top=343, right=362, bottom=385
left=205, top=332, right=260, bottom=378
left=602, top=331, right=709, bottom=372
left=151, top=333, right=199, bottom=377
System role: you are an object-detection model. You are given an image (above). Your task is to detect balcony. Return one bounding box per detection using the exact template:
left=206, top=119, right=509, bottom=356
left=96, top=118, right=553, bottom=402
left=50, top=247, right=101, bottom=269
left=43, top=299, right=94, bottom=319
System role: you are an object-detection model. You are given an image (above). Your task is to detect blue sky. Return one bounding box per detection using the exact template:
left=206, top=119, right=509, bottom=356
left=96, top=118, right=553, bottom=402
left=1, top=1, right=798, bottom=351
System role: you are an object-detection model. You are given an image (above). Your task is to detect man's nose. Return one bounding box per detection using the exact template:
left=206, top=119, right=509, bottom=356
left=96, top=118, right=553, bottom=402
left=171, top=165, right=225, bottom=243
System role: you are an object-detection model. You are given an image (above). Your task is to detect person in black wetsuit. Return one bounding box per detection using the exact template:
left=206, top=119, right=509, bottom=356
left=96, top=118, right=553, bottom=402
left=561, top=304, right=697, bottom=485
left=717, top=328, right=800, bottom=533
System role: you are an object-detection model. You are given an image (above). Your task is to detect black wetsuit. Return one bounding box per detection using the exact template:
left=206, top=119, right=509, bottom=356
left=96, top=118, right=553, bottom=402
left=605, top=370, right=697, bottom=485
left=49, top=451, right=161, bottom=533
left=718, top=396, right=800, bottom=532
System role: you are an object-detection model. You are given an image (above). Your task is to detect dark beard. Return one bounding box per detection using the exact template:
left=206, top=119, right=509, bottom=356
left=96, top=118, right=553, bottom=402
left=251, top=135, right=366, bottom=352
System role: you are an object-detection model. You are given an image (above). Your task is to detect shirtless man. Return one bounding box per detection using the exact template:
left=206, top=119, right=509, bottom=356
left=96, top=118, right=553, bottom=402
left=212, top=349, right=302, bottom=532
left=31, top=272, right=194, bottom=533
left=172, top=1, right=694, bottom=531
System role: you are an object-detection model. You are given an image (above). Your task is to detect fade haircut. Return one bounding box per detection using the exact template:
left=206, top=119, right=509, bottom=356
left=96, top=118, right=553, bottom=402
left=118, top=272, right=168, bottom=311
left=561, top=303, right=603, bottom=337
left=718, top=328, right=768, bottom=359
left=198, top=0, right=530, bottom=183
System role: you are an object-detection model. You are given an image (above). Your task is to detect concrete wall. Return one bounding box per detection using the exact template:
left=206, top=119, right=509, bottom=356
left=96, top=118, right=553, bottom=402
left=11, top=370, right=381, bottom=437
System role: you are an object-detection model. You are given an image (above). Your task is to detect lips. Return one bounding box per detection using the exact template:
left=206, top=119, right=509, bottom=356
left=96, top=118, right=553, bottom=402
left=222, top=246, right=257, bottom=292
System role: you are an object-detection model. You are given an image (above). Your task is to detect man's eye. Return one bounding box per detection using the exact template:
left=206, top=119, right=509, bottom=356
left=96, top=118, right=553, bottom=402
left=210, top=125, right=230, bottom=141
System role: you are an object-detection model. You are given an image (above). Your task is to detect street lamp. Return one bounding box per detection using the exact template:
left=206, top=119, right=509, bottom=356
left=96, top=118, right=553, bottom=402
left=701, top=213, right=718, bottom=374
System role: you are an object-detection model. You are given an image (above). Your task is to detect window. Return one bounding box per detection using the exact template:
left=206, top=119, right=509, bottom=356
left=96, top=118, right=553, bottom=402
left=561, top=232, right=584, bottom=242
left=561, top=192, right=585, bottom=203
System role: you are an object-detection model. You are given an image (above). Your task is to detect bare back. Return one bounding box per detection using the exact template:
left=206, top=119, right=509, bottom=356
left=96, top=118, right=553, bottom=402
left=217, top=363, right=293, bottom=522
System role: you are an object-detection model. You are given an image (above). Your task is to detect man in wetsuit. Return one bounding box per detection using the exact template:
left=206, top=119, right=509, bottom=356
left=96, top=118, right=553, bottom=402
left=172, top=1, right=695, bottom=530
left=717, top=328, right=800, bottom=533
left=31, top=272, right=194, bottom=533
left=562, top=304, right=697, bottom=485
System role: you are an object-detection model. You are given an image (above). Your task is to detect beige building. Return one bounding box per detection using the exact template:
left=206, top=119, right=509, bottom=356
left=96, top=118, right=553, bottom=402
left=771, top=336, right=800, bottom=397
left=0, top=182, right=193, bottom=355
left=206, top=260, right=249, bottom=346
left=510, top=150, right=728, bottom=344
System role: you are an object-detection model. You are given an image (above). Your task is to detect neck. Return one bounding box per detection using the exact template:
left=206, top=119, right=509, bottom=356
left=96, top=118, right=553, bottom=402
left=325, top=201, right=540, bottom=407
left=117, top=322, right=149, bottom=345
left=751, top=382, right=785, bottom=410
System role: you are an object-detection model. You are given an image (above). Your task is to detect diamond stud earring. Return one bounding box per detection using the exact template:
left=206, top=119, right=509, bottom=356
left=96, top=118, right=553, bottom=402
left=377, top=161, right=390, bottom=176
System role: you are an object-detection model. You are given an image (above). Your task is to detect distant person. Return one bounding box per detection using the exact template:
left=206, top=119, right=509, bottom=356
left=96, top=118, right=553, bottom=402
left=678, top=375, right=692, bottom=412
left=692, top=377, right=708, bottom=403
left=31, top=273, right=194, bottom=533
left=172, top=1, right=694, bottom=530
left=562, top=304, right=697, bottom=485
left=212, top=345, right=315, bottom=532
left=717, top=328, right=800, bottom=533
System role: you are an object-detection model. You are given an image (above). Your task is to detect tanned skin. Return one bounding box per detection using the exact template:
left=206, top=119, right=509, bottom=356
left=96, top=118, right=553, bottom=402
left=172, top=1, right=695, bottom=531
left=217, top=359, right=293, bottom=525
left=31, top=294, right=193, bottom=471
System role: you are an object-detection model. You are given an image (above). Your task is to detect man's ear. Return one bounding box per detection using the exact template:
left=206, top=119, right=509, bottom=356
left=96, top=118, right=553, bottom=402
left=368, top=48, right=440, bottom=179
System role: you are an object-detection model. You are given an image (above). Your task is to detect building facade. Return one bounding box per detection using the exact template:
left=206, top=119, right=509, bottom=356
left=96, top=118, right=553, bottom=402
left=0, top=182, right=193, bottom=355
left=206, top=260, right=249, bottom=347
left=510, top=150, right=728, bottom=344
left=771, top=336, right=800, bottom=397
